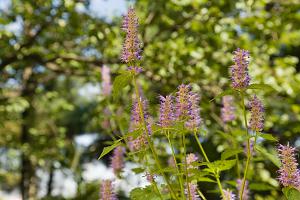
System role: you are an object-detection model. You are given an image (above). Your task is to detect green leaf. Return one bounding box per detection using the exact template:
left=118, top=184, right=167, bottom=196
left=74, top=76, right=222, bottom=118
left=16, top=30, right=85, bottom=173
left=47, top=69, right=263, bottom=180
left=130, top=186, right=161, bottom=200
left=197, top=177, right=216, bottom=183
left=210, top=89, right=236, bottom=102
left=98, top=139, right=122, bottom=159
left=112, top=71, right=133, bottom=99
left=282, top=187, right=300, bottom=200
left=249, top=183, right=275, bottom=191
left=255, top=145, right=280, bottom=168
left=207, top=159, right=236, bottom=172
left=221, top=149, right=243, bottom=160
left=247, top=83, right=273, bottom=91
left=258, top=133, right=278, bottom=142
left=132, top=167, right=145, bottom=174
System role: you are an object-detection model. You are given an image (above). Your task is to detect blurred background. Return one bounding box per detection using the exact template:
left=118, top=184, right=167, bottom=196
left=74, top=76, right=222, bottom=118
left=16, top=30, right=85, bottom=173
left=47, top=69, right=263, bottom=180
left=0, top=0, right=300, bottom=199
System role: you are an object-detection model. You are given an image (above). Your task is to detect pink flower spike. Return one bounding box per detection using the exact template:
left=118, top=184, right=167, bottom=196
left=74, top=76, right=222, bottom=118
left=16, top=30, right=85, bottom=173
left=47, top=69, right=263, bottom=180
left=100, top=180, right=117, bottom=200
left=277, top=144, right=300, bottom=190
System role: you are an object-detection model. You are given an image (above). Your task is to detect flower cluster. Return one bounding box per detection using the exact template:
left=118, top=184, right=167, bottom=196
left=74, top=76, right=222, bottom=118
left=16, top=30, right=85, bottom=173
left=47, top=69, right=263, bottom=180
left=145, top=172, right=155, bottom=183
left=121, top=7, right=142, bottom=73
left=175, top=84, right=191, bottom=119
left=277, top=144, right=300, bottom=190
left=221, top=95, right=236, bottom=123
left=100, top=180, right=117, bottom=200
left=237, top=179, right=250, bottom=200
left=222, top=189, right=236, bottom=200
left=101, top=65, right=112, bottom=96
left=230, top=48, right=251, bottom=89
left=128, top=98, right=151, bottom=151
left=249, top=95, right=264, bottom=132
left=110, top=146, right=124, bottom=176
left=186, top=153, right=198, bottom=170
left=159, top=95, right=175, bottom=128
left=186, top=153, right=198, bottom=177
left=185, top=182, right=201, bottom=200
left=185, top=92, right=201, bottom=130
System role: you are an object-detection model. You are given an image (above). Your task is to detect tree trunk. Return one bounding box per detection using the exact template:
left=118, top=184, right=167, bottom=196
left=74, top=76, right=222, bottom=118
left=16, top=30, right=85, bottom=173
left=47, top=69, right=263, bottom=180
left=47, top=164, right=54, bottom=196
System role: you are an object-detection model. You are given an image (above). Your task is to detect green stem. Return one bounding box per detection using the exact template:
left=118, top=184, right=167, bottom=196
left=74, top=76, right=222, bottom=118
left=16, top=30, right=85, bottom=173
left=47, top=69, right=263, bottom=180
left=197, top=189, right=207, bottom=200
left=193, top=131, right=225, bottom=199
left=144, top=155, right=164, bottom=200
left=182, top=131, right=191, bottom=200
left=235, top=154, right=240, bottom=179
left=225, top=125, right=240, bottom=178
left=240, top=91, right=251, bottom=200
left=166, top=130, right=185, bottom=199
left=132, top=76, right=178, bottom=200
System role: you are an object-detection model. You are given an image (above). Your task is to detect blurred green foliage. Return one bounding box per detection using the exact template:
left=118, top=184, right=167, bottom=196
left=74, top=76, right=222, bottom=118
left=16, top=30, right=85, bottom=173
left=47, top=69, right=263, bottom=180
left=0, top=0, right=300, bottom=199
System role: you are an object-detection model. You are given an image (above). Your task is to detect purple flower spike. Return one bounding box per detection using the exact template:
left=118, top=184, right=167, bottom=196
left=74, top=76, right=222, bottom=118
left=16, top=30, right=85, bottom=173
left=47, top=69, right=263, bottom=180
left=277, top=144, right=300, bottom=190
left=230, top=48, right=251, bottom=89
left=110, top=146, right=125, bottom=176
left=186, top=153, right=198, bottom=170
left=185, top=92, right=201, bottom=130
left=101, top=65, right=112, bottom=96
left=186, top=153, right=198, bottom=177
left=221, top=95, right=236, bottom=123
left=185, top=182, right=201, bottom=200
left=249, top=95, right=264, bottom=132
left=121, top=7, right=142, bottom=67
left=175, top=84, right=191, bottom=119
left=222, top=189, right=236, bottom=200
left=237, top=179, right=250, bottom=200
left=159, top=95, right=175, bottom=128
left=145, top=172, right=156, bottom=183
left=128, top=98, right=151, bottom=151
left=100, top=180, right=117, bottom=200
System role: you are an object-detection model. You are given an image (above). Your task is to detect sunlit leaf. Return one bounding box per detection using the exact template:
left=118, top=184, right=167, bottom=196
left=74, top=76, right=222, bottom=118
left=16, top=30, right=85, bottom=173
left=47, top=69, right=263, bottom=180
left=255, top=145, right=280, bottom=168
left=98, top=139, right=122, bottom=159
left=258, top=133, right=278, bottom=142
left=221, top=149, right=243, bottom=160
left=282, top=187, right=300, bottom=200
left=247, top=83, right=274, bottom=91
left=112, top=71, right=133, bottom=100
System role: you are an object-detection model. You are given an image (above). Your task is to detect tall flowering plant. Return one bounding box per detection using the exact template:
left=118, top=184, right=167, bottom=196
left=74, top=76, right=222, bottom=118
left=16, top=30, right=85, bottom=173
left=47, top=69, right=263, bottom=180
left=98, top=6, right=300, bottom=200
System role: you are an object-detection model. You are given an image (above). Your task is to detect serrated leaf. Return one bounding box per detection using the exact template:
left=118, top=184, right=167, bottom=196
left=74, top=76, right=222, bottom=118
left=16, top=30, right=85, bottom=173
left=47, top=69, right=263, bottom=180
left=130, top=186, right=161, bottom=200
left=282, top=187, right=300, bottom=200
left=197, top=177, right=216, bottom=183
left=249, top=183, right=275, bottom=191
left=247, top=83, right=273, bottom=91
left=221, top=149, right=243, bottom=160
left=98, top=139, right=122, bottom=159
left=258, top=133, right=278, bottom=142
left=210, top=89, right=236, bottom=102
left=255, top=145, right=280, bottom=167
left=207, top=159, right=236, bottom=172
left=112, top=71, right=133, bottom=99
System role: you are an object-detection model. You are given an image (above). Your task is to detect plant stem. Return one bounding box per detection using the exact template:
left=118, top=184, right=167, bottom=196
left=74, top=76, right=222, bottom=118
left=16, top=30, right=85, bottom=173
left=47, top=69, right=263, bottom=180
left=166, top=130, right=185, bottom=199
left=182, top=131, right=191, bottom=200
left=240, top=91, right=251, bottom=200
left=197, top=189, right=207, bottom=200
left=225, top=125, right=240, bottom=178
left=132, top=76, right=178, bottom=200
left=144, top=154, right=164, bottom=200
left=193, top=131, right=225, bottom=199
